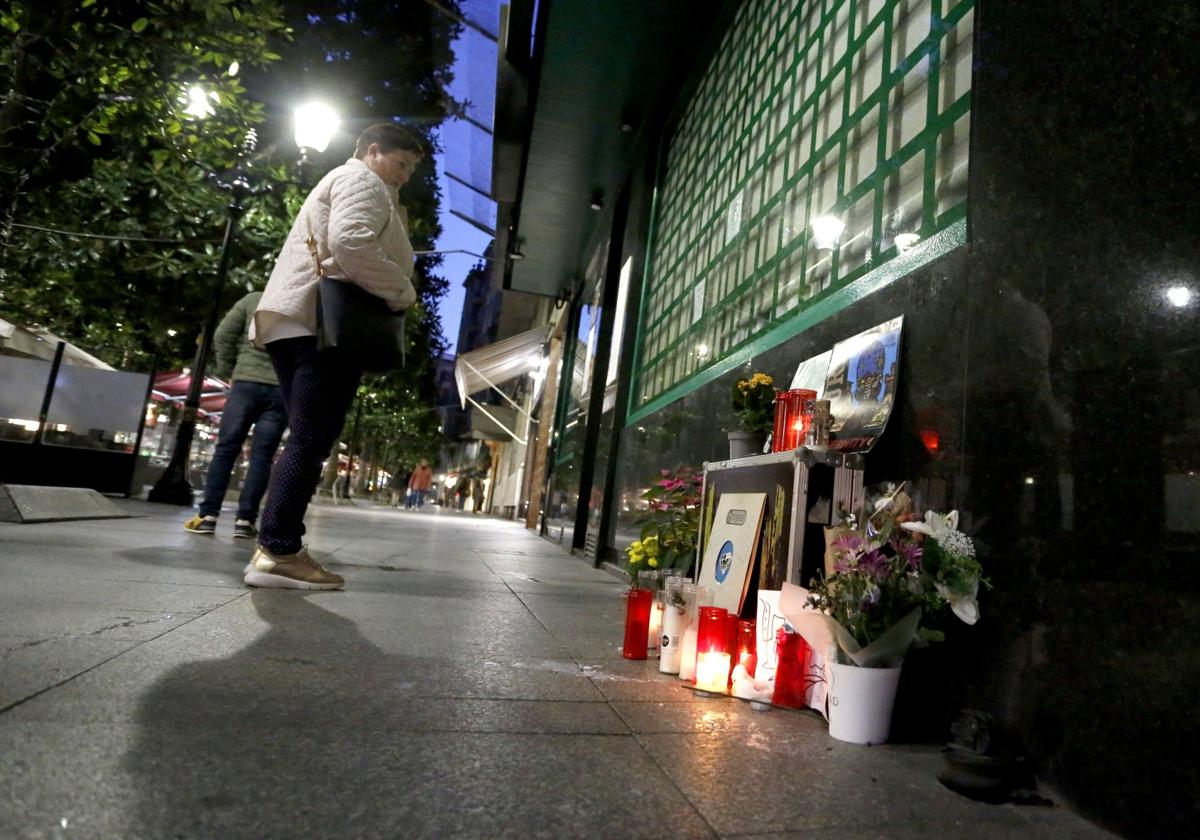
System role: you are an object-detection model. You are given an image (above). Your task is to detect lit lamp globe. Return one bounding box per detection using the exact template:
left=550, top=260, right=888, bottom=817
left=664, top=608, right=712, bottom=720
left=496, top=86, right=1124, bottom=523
left=294, top=102, right=340, bottom=163
left=810, top=214, right=846, bottom=250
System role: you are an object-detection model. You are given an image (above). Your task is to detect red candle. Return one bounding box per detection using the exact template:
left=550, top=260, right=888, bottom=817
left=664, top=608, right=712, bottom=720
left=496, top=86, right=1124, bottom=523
left=770, top=627, right=811, bottom=708
left=736, top=619, right=757, bottom=678
left=621, top=589, right=654, bottom=660
left=725, top=613, right=741, bottom=686
left=772, top=389, right=818, bottom=452
left=695, top=606, right=731, bottom=693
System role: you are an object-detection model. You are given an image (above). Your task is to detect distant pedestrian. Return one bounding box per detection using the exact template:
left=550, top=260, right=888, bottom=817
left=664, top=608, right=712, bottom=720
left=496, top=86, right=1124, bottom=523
left=244, top=123, right=422, bottom=590
left=183, top=291, right=286, bottom=540
left=405, top=459, right=432, bottom=509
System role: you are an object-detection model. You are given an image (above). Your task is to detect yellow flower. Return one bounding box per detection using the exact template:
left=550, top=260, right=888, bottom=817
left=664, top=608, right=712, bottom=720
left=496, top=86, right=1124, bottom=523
left=648, top=557, right=659, bottom=568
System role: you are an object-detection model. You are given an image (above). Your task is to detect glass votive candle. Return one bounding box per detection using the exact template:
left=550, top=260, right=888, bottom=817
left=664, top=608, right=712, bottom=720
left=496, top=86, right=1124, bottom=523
left=772, top=388, right=817, bottom=452
left=621, top=588, right=654, bottom=660
left=678, top=585, right=712, bottom=682
left=659, top=578, right=691, bottom=674
left=694, top=606, right=730, bottom=694
left=736, top=619, right=757, bottom=678
left=725, top=612, right=741, bottom=686
left=639, top=570, right=663, bottom=653
left=770, top=627, right=811, bottom=708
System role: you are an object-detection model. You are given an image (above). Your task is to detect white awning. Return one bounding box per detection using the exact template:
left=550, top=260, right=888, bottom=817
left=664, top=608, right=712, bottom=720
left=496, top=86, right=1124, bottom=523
left=454, top=325, right=550, bottom=408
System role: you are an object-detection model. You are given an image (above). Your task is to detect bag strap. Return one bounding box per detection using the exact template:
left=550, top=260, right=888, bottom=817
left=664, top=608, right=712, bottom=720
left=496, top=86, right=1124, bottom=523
left=305, top=212, right=325, bottom=279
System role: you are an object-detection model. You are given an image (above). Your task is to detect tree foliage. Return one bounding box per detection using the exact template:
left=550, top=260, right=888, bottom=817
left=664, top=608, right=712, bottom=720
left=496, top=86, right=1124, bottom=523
left=0, top=0, right=463, bottom=466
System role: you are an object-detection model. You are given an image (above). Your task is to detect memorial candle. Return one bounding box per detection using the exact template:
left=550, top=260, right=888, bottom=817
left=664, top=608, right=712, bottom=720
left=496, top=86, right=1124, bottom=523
left=695, top=652, right=732, bottom=694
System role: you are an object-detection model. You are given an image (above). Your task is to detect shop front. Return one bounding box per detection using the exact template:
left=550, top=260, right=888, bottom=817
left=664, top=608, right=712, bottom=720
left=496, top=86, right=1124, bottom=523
left=497, top=0, right=1200, bottom=835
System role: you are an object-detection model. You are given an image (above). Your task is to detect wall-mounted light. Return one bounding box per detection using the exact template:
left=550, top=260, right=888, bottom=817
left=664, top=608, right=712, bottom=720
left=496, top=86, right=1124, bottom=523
left=1166, top=286, right=1193, bottom=308
left=810, top=214, right=845, bottom=250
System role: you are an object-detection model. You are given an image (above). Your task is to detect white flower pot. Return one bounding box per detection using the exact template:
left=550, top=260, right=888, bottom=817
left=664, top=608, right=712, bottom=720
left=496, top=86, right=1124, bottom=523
left=827, top=661, right=903, bottom=745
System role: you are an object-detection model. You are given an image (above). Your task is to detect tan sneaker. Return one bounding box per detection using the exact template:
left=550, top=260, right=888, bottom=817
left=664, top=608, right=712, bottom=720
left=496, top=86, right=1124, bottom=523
left=243, top=546, right=344, bottom=590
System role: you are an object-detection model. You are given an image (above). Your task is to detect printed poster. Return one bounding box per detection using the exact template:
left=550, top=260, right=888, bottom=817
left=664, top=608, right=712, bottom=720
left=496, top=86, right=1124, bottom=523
left=698, top=492, right=767, bottom=615
left=824, top=315, right=903, bottom=453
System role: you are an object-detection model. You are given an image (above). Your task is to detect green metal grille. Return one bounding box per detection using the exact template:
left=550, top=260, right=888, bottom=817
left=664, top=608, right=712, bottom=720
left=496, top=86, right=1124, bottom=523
left=630, top=0, right=974, bottom=416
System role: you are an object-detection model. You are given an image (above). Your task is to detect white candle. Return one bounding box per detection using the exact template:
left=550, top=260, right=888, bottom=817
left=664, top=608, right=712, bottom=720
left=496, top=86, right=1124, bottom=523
left=678, top=626, right=699, bottom=681
left=659, top=605, right=686, bottom=674
left=646, top=601, right=663, bottom=652
left=695, top=652, right=731, bottom=694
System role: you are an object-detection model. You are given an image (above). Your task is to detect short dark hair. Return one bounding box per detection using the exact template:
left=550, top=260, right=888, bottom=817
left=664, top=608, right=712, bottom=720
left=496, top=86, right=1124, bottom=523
left=354, top=123, right=425, bottom=159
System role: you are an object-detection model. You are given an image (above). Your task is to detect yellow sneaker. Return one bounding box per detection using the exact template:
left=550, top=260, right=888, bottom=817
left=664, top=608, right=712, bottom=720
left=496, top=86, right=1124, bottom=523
left=243, top=546, right=344, bottom=590
left=183, top=514, right=216, bottom=535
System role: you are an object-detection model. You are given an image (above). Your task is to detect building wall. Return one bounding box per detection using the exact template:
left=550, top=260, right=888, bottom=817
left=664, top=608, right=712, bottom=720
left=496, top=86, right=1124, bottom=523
left=601, top=0, right=1199, bottom=836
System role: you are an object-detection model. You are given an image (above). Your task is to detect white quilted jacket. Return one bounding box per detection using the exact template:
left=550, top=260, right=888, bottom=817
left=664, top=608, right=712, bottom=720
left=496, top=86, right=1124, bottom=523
left=251, top=157, right=417, bottom=346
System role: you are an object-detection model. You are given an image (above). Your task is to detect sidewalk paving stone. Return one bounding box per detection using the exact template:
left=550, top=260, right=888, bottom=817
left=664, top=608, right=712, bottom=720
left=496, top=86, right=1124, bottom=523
left=0, top=499, right=1117, bottom=839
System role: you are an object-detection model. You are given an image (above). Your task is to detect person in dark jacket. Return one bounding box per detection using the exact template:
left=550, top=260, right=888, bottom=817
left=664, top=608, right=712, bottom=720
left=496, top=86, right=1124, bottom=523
left=183, top=291, right=287, bottom=539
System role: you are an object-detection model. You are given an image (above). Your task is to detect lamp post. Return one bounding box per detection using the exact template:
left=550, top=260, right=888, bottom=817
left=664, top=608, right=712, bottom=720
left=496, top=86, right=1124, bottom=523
left=149, top=130, right=271, bottom=505
left=149, top=100, right=338, bottom=505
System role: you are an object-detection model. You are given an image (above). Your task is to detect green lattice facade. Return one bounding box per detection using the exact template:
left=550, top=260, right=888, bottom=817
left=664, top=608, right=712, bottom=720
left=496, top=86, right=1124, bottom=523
left=630, top=0, right=973, bottom=417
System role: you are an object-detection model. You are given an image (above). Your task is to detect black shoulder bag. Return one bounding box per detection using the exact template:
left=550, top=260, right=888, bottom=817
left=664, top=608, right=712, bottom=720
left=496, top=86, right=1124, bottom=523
left=307, top=217, right=407, bottom=372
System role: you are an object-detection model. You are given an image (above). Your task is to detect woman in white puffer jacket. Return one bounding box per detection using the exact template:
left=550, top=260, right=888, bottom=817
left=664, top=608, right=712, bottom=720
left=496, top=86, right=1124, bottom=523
left=243, top=123, right=423, bottom=591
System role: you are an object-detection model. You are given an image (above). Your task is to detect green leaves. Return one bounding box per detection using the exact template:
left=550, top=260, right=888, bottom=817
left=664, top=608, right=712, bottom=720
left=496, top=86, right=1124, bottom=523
left=131, top=18, right=149, bottom=33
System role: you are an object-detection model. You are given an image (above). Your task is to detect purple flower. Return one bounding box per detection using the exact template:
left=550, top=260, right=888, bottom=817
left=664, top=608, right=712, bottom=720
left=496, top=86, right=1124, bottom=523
left=894, top=540, right=923, bottom=571
left=859, top=585, right=882, bottom=611
left=857, top=549, right=890, bottom=580
left=832, top=533, right=869, bottom=556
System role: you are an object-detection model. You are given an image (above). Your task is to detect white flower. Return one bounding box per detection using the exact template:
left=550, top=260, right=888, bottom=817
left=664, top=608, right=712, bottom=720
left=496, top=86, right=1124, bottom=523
left=935, top=579, right=980, bottom=625
left=900, top=509, right=959, bottom=540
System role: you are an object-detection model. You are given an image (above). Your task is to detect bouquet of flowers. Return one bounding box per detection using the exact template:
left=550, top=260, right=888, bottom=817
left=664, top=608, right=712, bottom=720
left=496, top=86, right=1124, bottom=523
left=797, top=502, right=986, bottom=667
left=622, top=466, right=704, bottom=584
left=900, top=509, right=984, bottom=625
left=731, top=372, right=776, bottom=438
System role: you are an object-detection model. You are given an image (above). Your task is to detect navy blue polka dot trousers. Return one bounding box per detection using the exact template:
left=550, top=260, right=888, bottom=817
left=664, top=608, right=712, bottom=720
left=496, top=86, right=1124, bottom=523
left=259, top=336, right=361, bottom=556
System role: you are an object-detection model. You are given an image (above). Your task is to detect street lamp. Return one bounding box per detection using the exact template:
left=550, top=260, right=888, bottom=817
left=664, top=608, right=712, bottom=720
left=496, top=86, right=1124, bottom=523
left=294, top=102, right=339, bottom=183
left=149, top=101, right=340, bottom=506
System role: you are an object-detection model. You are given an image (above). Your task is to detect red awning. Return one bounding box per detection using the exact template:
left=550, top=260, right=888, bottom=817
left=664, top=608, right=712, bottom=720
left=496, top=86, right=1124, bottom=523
left=150, top=370, right=229, bottom=418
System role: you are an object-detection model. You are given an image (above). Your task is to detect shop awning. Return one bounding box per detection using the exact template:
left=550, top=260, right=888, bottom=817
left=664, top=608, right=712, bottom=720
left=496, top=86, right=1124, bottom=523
left=466, top=404, right=519, bottom=441
left=453, top=325, right=549, bottom=445
left=150, top=370, right=230, bottom=418
left=454, top=325, right=550, bottom=408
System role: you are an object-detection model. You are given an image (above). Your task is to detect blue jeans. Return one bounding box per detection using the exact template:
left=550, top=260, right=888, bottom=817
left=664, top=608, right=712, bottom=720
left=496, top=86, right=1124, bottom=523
left=198, top=380, right=287, bottom=522
left=405, top=488, right=426, bottom=509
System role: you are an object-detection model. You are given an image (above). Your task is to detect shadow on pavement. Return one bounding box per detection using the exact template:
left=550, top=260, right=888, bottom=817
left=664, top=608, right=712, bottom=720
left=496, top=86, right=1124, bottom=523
left=120, top=591, right=390, bottom=838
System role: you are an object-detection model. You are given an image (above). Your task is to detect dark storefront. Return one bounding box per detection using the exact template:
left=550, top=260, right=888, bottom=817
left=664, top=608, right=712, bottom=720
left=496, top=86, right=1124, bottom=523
left=495, top=2, right=1200, bottom=836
